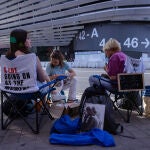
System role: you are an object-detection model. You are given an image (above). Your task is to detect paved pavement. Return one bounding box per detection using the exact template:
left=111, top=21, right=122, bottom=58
left=0, top=68, right=150, bottom=150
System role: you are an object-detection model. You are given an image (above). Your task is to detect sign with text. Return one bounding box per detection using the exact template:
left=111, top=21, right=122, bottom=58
left=0, top=54, right=38, bottom=93
left=3, top=66, right=31, bottom=91
left=74, top=23, right=150, bottom=52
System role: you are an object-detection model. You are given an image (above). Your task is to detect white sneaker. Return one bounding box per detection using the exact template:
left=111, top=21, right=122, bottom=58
left=51, top=93, right=66, bottom=101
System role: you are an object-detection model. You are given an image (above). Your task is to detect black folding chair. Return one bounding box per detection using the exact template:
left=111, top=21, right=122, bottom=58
left=94, top=73, right=144, bottom=123
left=114, top=73, right=144, bottom=122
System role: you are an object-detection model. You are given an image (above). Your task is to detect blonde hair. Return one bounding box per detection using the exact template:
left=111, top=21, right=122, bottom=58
left=103, top=38, right=121, bottom=52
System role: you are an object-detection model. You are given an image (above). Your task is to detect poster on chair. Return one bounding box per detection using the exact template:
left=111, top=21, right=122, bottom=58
left=81, top=103, right=105, bottom=132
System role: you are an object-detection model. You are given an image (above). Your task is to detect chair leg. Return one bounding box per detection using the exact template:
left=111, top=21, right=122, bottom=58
left=126, top=109, right=132, bottom=123
left=125, top=100, right=143, bottom=123
left=112, top=93, right=132, bottom=123
left=1, top=91, right=4, bottom=129
left=34, top=107, right=39, bottom=134
left=124, top=91, right=143, bottom=123
left=15, top=107, right=39, bottom=134
left=112, top=100, right=127, bottom=122
left=1, top=91, right=40, bottom=134
left=40, top=98, right=54, bottom=120
left=1, top=91, right=15, bottom=129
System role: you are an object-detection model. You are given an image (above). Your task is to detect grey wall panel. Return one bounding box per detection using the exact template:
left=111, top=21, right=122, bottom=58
left=0, top=0, right=150, bottom=47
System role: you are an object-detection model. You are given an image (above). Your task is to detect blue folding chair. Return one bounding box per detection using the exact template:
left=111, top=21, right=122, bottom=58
left=0, top=54, right=67, bottom=133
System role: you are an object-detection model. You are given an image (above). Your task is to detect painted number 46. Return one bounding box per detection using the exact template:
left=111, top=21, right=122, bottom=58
left=124, top=37, right=138, bottom=48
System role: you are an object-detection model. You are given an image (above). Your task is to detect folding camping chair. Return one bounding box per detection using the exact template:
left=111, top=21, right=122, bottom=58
left=109, top=56, right=144, bottom=122
left=111, top=73, right=144, bottom=122
left=0, top=53, right=67, bottom=133
left=94, top=56, right=145, bottom=122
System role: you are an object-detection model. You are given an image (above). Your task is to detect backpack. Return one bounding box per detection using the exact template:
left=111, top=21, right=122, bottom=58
left=80, top=86, right=123, bottom=135
left=3, top=95, right=34, bottom=118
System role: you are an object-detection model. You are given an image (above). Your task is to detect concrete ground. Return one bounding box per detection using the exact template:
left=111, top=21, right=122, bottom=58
left=0, top=68, right=150, bottom=150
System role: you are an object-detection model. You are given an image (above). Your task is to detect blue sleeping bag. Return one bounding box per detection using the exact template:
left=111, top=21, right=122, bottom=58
left=49, top=115, right=115, bottom=147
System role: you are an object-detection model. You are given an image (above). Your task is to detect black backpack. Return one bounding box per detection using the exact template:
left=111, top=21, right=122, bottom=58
left=80, top=86, right=123, bottom=135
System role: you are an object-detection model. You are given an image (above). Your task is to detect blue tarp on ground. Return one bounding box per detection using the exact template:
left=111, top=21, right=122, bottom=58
left=49, top=115, right=115, bottom=147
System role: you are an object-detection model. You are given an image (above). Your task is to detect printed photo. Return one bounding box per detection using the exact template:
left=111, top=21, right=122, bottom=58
left=81, top=103, right=105, bottom=131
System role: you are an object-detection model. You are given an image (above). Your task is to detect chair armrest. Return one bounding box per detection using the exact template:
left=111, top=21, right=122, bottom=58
left=93, top=75, right=101, bottom=79
left=39, top=75, right=67, bottom=90
left=93, top=75, right=117, bottom=85
left=55, top=75, right=67, bottom=81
